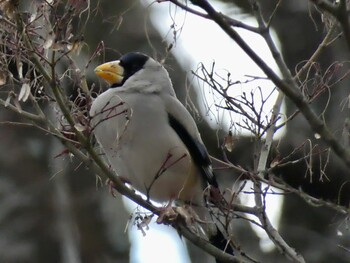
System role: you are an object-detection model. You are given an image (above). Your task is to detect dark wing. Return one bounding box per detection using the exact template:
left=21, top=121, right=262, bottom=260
left=168, top=114, right=238, bottom=262
left=164, top=96, right=237, bottom=262
left=168, top=113, right=218, bottom=188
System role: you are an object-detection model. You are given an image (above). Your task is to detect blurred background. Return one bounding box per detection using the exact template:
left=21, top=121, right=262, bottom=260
left=1, top=0, right=350, bottom=262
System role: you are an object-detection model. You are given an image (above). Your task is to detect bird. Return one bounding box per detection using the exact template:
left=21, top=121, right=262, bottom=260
left=89, top=52, right=233, bottom=262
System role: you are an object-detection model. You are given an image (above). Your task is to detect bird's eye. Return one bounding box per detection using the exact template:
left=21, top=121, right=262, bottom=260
left=116, top=52, right=149, bottom=84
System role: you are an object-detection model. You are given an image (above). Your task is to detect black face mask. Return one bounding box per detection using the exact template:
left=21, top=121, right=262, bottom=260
left=111, top=52, right=149, bottom=88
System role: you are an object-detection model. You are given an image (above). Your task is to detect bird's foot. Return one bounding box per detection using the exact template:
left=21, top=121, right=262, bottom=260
left=177, top=205, right=210, bottom=237
left=156, top=200, right=178, bottom=224
left=156, top=202, right=199, bottom=230
left=175, top=205, right=198, bottom=226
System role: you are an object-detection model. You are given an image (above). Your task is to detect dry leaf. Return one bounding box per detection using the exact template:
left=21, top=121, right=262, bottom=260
left=68, top=40, right=83, bottom=54
left=0, top=71, right=7, bottom=86
left=270, top=156, right=280, bottom=168
left=37, top=86, right=44, bottom=95
left=74, top=123, right=86, bottom=132
left=29, top=9, right=37, bottom=23
left=16, top=61, right=23, bottom=80
left=51, top=42, right=64, bottom=51
left=0, top=0, right=17, bottom=19
left=224, top=130, right=234, bottom=152
left=43, top=31, right=55, bottom=50
left=314, top=133, right=321, bottom=139
left=18, top=82, right=31, bottom=102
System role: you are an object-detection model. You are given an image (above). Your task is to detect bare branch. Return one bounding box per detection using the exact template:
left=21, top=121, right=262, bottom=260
left=184, top=0, right=350, bottom=170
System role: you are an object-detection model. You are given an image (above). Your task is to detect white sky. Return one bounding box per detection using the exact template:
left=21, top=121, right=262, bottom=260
left=144, top=0, right=285, bottom=137
left=125, top=1, right=285, bottom=262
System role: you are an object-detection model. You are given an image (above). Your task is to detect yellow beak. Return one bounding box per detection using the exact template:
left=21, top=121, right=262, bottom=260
left=94, top=61, right=124, bottom=85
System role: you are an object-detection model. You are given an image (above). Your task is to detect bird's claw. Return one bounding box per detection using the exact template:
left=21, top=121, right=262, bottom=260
left=156, top=203, right=199, bottom=228
left=156, top=204, right=178, bottom=224
left=175, top=205, right=198, bottom=226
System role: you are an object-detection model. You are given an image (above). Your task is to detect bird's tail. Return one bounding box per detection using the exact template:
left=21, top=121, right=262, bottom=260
left=209, top=226, right=234, bottom=263
left=205, top=185, right=236, bottom=263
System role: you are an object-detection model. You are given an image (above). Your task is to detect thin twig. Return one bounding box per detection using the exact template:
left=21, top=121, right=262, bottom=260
left=186, top=0, right=350, bottom=169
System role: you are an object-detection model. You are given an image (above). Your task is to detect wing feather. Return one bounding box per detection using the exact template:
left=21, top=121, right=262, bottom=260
left=163, top=95, right=218, bottom=188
